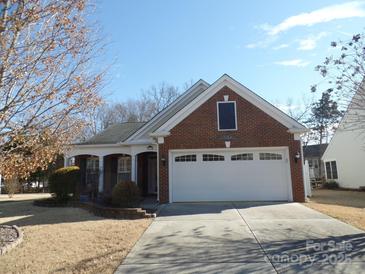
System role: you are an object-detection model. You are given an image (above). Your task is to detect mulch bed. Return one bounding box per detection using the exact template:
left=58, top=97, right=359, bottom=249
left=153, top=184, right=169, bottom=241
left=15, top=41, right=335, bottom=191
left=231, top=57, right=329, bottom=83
left=0, top=225, right=23, bottom=255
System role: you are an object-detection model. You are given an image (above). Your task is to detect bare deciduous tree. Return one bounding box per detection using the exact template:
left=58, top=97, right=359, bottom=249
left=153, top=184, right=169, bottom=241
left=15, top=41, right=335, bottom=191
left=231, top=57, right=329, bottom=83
left=312, top=33, right=365, bottom=133
left=275, top=95, right=315, bottom=146
left=282, top=95, right=313, bottom=123
left=81, top=81, right=191, bottom=140
left=141, top=82, right=180, bottom=114
left=0, top=0, right=103, bottom=181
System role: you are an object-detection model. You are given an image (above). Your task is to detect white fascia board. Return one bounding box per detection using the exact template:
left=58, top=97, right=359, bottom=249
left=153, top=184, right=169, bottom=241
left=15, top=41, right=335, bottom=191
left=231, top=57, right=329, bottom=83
left=126, top=79, right=210, bottom=142
left=155, top=74, right=307, bottom=133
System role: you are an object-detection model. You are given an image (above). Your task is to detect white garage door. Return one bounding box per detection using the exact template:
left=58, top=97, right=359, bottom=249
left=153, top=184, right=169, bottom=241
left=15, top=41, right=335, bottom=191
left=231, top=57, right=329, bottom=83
left=170, top=148, right=292, bottom=202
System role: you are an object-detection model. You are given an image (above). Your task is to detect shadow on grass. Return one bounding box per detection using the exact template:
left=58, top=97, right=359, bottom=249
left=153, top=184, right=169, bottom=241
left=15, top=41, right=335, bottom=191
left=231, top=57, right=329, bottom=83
left=54, top=248, right=128, bottom=274
left=0, top=200, right=280, bottom=227
left=0, top=199, right=103, bottom=227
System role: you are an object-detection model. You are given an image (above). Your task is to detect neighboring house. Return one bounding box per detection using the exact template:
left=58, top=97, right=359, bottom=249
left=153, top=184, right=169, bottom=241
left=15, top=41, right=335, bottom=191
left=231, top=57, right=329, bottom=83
left=322, top=91, right=365, bottom=189
left=303, top=144, right=328, bottom=179
left=65, top=74, right=308, bottom=203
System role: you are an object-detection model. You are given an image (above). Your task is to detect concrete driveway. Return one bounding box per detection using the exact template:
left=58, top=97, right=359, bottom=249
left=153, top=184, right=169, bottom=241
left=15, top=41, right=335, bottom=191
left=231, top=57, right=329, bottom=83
left=116, top=202, right=365, bottom=273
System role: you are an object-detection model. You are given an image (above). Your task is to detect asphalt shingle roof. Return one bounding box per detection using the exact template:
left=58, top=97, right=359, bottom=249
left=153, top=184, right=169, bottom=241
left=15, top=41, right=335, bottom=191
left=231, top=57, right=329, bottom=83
left=81, top=122, right=146, bottom=145
left=303, top=144, right=328, bottom=158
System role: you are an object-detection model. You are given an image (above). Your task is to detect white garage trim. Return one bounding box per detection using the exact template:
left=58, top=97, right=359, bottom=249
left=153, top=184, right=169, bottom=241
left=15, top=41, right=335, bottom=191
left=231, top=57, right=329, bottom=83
left=168, top=147, right=293, bottom=203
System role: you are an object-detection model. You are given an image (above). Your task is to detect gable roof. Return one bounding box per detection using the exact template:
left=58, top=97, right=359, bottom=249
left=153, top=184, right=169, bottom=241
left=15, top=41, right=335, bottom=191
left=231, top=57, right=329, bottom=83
left=80, top=122, right=145, bottom=145
left=77, top=74, right=307, bottom=146
left=303, top=144, right=328, bottom=158
left=152, top=74, right=307, bottom=135
left=126, top=79, right=210, bottom=142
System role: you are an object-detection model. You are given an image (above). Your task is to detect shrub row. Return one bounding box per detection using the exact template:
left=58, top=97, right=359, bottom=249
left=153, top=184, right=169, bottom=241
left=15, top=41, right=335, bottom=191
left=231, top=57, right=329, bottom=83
left=48, top=166, right=140, bottom=207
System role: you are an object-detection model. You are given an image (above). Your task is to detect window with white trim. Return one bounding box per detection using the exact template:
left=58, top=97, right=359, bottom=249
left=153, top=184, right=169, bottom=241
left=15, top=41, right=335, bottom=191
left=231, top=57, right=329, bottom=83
left=86, top=157, right=99, bottom=173
left=231, top=153, right=253, bottom=161
left=203, top=154, right=225, bottom=161
left=259, top=153, right=282, bottom=160
left=217, top=101, right=237, bottom=131
left=117, top=156, right=131, bottom=182
left=325, top=161, right=338, bottom=179
left=85, top=157, right=99, bottom=186
left=175, top=155, right=196, bottom=162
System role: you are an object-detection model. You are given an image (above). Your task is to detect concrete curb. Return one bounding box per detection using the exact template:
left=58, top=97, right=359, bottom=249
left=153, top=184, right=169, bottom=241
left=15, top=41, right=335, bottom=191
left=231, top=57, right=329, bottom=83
left=0, top=225, right=23, bottom=255
left=154, top=203, right=167, bottom=217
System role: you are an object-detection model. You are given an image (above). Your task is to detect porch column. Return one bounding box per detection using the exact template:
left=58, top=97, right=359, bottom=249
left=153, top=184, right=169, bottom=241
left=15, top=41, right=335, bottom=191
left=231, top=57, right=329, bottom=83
left=98, top=156, right=104, bottom=192
left=131, top=154, right=136, bottom=182
left=64, top=156, right=68, bottom=167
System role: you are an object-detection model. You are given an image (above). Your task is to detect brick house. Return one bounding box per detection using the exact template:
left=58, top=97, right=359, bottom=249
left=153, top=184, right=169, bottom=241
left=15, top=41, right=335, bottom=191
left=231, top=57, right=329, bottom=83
left=65, top=75, right=308, bottom=203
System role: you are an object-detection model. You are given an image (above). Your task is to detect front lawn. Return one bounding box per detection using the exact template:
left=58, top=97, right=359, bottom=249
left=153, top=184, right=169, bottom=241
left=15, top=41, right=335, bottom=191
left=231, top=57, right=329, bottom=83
left=305, top=189, right=365, bottom=231
left=0, top=194, right=152, bottom=274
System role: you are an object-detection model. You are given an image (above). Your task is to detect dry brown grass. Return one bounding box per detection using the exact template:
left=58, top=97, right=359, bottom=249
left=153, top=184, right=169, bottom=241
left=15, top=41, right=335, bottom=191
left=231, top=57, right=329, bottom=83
left=305, top=189, right=365, bottom=231
left=0, top=194, right=152, bottom=274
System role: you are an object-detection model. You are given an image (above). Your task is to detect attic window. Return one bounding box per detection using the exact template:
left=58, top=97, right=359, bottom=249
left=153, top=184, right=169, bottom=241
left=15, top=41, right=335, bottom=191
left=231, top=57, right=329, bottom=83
left=217, top=101, right=237, bottom=131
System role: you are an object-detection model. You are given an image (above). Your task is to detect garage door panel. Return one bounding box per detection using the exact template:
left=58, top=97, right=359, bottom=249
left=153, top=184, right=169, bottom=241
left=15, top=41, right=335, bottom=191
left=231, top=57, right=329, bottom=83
left=171, top=149, right=291, bottom=202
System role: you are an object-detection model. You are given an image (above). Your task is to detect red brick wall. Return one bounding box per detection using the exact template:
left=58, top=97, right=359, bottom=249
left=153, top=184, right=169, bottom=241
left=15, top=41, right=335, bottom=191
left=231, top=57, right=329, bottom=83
left=159, top=86, right=305, bottom=203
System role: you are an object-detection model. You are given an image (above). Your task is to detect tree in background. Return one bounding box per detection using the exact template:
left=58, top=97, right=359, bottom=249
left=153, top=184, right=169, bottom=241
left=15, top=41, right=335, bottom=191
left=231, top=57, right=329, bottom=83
left=141, top=82, right=182, bottom=115
left=275, top=95, right=314, bottom=146
left=0, top=0, right=103, bottom=186
left=81, top=81, right=192, bottom=140
left=312, top=32, right=365, bottom=133
left=306, top=92, right=343, bottom=176
left=306, top=92, right=343, bottom=145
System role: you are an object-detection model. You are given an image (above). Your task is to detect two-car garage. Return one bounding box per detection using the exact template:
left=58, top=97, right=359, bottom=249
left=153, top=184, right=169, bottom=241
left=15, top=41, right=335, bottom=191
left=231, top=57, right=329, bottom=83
left=170, top=148, right=292, bottom=202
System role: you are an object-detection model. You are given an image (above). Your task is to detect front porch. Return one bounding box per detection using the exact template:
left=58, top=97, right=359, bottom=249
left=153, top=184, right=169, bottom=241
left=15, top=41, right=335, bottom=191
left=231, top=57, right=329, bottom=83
left=64, top=144, right=158, bottom=203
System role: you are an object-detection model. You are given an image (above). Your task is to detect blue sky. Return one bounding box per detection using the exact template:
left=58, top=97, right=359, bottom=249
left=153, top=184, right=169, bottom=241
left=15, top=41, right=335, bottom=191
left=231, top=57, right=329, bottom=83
left=94, top=0, right=365, bottom=109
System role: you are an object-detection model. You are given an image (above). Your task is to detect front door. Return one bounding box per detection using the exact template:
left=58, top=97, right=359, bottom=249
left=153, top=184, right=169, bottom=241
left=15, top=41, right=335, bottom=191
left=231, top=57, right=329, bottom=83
left=147, top=155, right=157, bottom=194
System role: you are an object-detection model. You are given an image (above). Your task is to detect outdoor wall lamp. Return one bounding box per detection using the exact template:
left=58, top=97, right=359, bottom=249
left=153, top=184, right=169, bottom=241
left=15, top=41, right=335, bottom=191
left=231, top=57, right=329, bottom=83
left=294, top=152, right=301, bottom=163
left=147, top=145, right=154, bottom=150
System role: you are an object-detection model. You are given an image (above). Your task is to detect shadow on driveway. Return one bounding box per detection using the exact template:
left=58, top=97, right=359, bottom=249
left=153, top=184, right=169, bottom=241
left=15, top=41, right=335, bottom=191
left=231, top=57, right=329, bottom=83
left=117, top=202, right=365, bottom=274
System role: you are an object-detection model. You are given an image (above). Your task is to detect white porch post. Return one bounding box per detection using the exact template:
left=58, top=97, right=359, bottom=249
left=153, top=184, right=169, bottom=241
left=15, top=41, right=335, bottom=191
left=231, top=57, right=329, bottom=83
left=156, top=144, right=159, bottom=202
left=98, top=156, right=104, bottom=193
left=131, top=154, right=136, bottom=182
left=64, top=156, right=68, bottom=167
